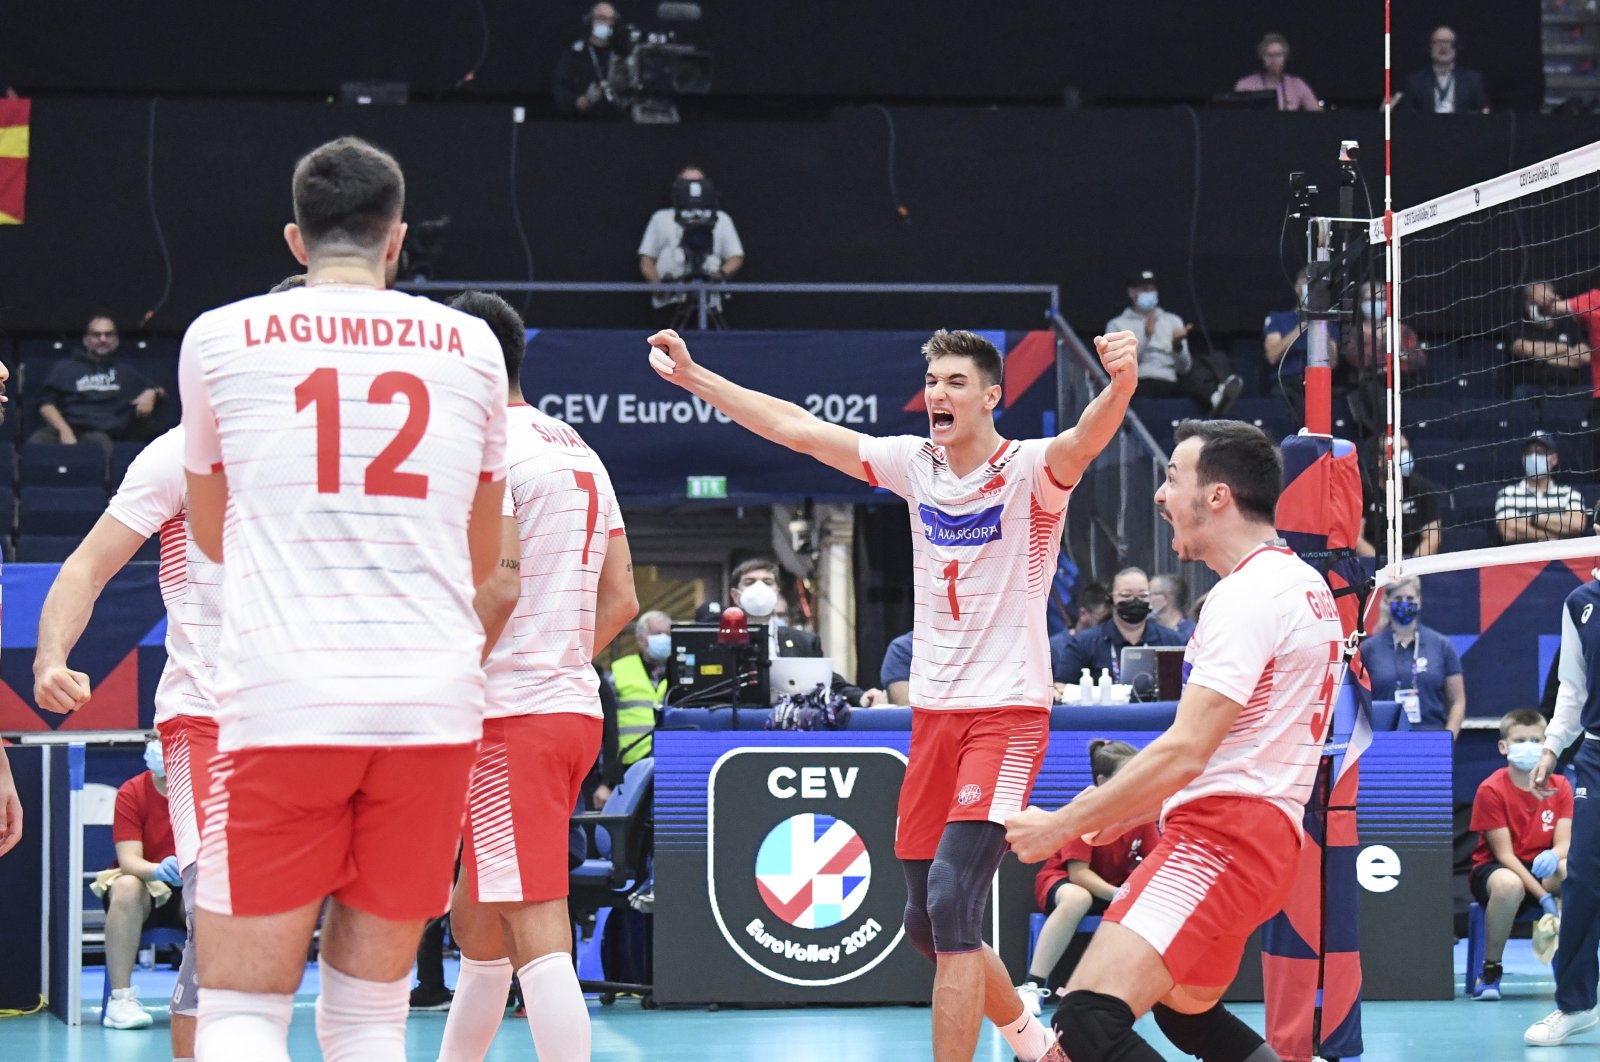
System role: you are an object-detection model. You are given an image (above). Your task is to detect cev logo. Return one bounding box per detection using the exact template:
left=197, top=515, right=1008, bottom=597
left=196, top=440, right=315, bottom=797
left=1357, top=845, right=1401, bottom=893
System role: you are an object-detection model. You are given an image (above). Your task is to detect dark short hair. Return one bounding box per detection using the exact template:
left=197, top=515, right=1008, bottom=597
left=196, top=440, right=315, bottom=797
left=268, top=274, right=306, bottom=294
left=1499, top=708, right=1545, bottom=740
left=922, top=329, right=1003, bottom=389
left=448, top=290, right=526, bottom=387
left=731, top=557, right=780, bottom=589
left=1088, top=738, right=1138, bottom=781
left=1173, top=419, right=1283, bottom=524
left=1076, top=582, right=1110, bottom=613
left=291, top=137, right=405, bottom=252
left=1112, top=566, right=1148, bottom=586
left=85, top=310, right=118, bottom=331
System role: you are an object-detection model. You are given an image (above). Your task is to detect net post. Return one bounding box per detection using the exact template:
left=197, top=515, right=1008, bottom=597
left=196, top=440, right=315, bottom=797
left=1305, top=218, right=1334, bottom=435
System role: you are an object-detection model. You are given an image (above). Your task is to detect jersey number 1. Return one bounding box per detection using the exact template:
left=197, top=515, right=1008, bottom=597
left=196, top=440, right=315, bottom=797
left=296, top=368, right=431, bottom=499
left=942, top=560, right=962, bottom=621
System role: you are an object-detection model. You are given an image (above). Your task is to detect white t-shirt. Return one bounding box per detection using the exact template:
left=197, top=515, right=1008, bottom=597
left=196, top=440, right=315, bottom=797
left=857, top=435, right=1072, bottom=711
left=484, top=405, right=625, bottom=719
left=103, top=426, right=221, bottom=724
left=1166, top=544, right=1347, bottom=832
left=178, top=286, right=509, bottom=750
left=637, top=208, right=744, bottom=307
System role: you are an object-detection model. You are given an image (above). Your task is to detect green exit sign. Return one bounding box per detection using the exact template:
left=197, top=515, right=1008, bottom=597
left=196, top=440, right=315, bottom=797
left=686, top=475, right=727, bottom=499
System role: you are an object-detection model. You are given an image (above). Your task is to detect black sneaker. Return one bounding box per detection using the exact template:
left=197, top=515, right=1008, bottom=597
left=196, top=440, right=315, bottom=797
left=409, top=984, right=455, bottom=1011
left=1209, top=375, right=1243, bottom=417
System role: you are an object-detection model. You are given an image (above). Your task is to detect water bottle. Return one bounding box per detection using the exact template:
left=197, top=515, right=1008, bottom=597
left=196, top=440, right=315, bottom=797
left=1078, top=668, right=1095, bottom=705
left=1097, top=667, right=1114, bottom=703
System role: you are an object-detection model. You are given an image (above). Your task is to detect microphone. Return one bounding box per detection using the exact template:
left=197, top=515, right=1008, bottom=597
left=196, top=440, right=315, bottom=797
left=657, top=2, right=703, bottom=20
left=718, top=605, right=750, bottom=646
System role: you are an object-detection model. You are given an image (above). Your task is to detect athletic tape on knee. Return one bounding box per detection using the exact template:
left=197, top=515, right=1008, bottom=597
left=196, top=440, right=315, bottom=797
left=901, top=859, right=935, bottom=959
left=1152, top=1002, right=1275, bottom=1062
left=927, top=821, right=1006, bottom=953
left=315, top=964, right=409, bottom=1062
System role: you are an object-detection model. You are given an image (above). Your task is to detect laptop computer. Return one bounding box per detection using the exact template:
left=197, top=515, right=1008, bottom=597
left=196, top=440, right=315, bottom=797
left=769, top=657, right=834, bottom=702
left=1119, top=645, right=1188, bottom=701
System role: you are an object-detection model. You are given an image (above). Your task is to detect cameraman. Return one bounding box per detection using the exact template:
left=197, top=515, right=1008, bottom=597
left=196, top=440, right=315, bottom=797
left=554, top=2, right=625, bottom=118
left=638, top=165, right=745, bottom=326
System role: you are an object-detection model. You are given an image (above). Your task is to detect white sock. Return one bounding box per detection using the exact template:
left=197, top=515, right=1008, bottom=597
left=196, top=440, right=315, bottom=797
left=315, top=963, right=410, bottom=1062
left=195, top=988, right=293, bottom=1062
left=999, top=1005, right=1055, bottom=1062
left=436, top=956, right=512, bottom=1062
left=516, top=953, right=591, bottom=1062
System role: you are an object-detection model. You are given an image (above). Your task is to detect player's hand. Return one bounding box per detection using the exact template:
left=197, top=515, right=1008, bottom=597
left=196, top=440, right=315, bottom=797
left=1540, top=893, right=1560, bottom=919
left=647, top=329, right=697, bottom=386
left=34, top=665, right=92, bottom=714
left=1095, top=331, right=1139, bottom=395
left=1532, top=849, right=1561, bottom=880
left=1530, top=749, right=1558, bottom=796
left=0, top=771, right=21, bottom=858
left=859, top=688, right=888, bottom=707
left=154, top=855, right=183, bottom=887
left=1004, top=805, right=1066, bottom=864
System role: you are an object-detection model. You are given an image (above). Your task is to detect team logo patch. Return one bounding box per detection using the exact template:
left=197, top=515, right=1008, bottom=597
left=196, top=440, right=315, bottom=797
left=980, top=474, right=1007, bottom=495
left=755, top=814, right=872, bottom=930
left=918, top=503, right=1004, bottom=547
left=956, top=783, right=983, bottom=806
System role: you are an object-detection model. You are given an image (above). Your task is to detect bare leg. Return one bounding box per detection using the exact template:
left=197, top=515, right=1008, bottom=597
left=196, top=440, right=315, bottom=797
left=1484, top=869, right=1525, bottom=964
left=105, top=875, right=152, bottom=991
left=318, top=900, right=431, bottom=982
left=1028, top=884, right=1094, bottom=983
left=172, top=1013, right=195, bottom=1057
left=196, top=899, right=324, bottom=994
left=932, top=950, right=987, bottom=1062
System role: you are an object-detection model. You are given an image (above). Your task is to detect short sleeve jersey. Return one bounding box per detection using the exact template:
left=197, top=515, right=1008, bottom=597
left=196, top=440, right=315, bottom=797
left=110, top=771, right=175, bottom=866
left=1470, top=767, right=1574, bottom=870
left=1033, top=819, right=1162, bottom=911
left=1165, top=545, right=1346, bottom=832
left=858, top=436, right=1072, bottom=710
left=104, top=426, right=222, bottom=724
left=484, top=405, right=625, bottom=719
left=178, top=286, right=509, bottom=750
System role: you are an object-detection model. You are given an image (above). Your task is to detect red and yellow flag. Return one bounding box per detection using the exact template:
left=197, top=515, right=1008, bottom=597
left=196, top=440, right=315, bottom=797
left=0, top=99, right=30, bottom=225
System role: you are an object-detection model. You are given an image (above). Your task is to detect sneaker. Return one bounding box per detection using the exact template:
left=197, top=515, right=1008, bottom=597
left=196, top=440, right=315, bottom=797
left=1525, top=1008, right=1599, bottom=1046
left=102, top=986, right=154, bottom=1029
left=408, top=984, right=454, bottom=1011
left=1472, top=960, right=1503, bottom=1001
left=1209, top=375, right=1243, bottom=417
left=1015, top=980, right=1045, bottom=1017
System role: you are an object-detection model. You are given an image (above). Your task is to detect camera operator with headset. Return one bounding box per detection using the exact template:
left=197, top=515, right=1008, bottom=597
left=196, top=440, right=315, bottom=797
left=638, top=164, right=745, bottom=328
left=554, top=2, right=627, bottom=118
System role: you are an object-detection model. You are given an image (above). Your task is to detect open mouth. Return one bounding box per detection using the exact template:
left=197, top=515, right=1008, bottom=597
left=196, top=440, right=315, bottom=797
left=930, top=411, right=955, bottom=432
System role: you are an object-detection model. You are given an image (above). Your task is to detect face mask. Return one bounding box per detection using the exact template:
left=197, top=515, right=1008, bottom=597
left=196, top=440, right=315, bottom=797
left=737, top=580, right=779, bottom=619
left=591, top=21, right=613, bottom=41
left=1507, top=742, right=1544, bottom=772
left=645, top=632, right=672, bottom=661
left=1115, top=599, right=1152, bottom=624
left=1388, top=598, right=1419, bottom=626
left=144, top=741, right=165, bottom=778
left=1525, top=452, right=1551, bottom=478
left=1363, top=299, right=1387, bottom=320
left=1133, top=291, right=1159, bottom=312
left=1398, top=448, right=1414, bottom=478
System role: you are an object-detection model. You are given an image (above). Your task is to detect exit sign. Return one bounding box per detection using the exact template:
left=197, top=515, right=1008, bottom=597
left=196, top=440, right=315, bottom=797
left=686, top=475, right=727, bottom=499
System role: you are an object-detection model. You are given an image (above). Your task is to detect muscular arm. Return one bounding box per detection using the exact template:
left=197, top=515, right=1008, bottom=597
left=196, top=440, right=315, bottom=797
left=1536, top=509, right=1590, bottom=538
left=1485, top=827, right=1548, bottom=899
left=1044, top=332, right=1137, bottom=488
left=185, top=470, right=228, bottom=561
left=648, top=329, right=868, bottom=481
left=34, top=515, right=149, bottom=713
left=473, top=516, right=521, bottom=661
left=467, top=479, right=507, bottom=587
left=595, top=533, right=640, bottom=651
left=114, top=838, right=161, bottom=882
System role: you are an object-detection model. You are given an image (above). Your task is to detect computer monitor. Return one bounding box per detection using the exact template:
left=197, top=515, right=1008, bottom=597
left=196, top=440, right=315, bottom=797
left=667, top=623, right=771, bottom=706
left=1119, top=645, right=1188, bottom=701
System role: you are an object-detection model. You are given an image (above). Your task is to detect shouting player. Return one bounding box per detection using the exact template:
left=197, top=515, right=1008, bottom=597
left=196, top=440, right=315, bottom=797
left=1006, top=420, right=1345, bottom=1062
left=178, top=137, right=510, bottom=1062
left=435, top=292, right=639, bottom=1062
left=648, top=326, right=1136, bottom=1062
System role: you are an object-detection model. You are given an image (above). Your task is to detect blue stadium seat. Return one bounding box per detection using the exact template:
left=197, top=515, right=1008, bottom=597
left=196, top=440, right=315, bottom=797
left=21, top=443, right=106, bottom=486
left=16, top=534, right=83, bottom=562
left=1537, top=396, right=1591, bottom=434
left=19, top=485, right=107, bottom=536
left=1456, top=399, right=1537, bottom=440
left=109, top=441, right=146, bottom=490
left=1399, top=397, right=1456, bottom=434
left=0, top=443, right=14, bottom=490
left=1440, top=525, right=1493, bottom=553
left=1228, top=397, right=1294, bottom=441
left=1451, top=484, right=1504, bottom=530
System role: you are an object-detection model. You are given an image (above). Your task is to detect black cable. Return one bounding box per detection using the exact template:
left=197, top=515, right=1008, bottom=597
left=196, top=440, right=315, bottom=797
left=456, top=0, right=491, bottom=88
left=1278, top=198, right=1299, bottom=291
left=508, top=116, right=536, bottom=316
left=1180, top=105, right=1214, bottom=364
left=866, top=104, right=910, bottom=223
left=141, top=98, right=173, bottom=326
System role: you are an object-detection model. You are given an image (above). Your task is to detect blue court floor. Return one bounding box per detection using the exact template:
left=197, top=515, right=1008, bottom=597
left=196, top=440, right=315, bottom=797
left=0, top=940, right=1589, bottom=1060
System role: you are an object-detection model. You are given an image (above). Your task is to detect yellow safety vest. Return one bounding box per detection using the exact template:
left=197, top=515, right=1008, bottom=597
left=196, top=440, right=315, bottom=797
left=611, top=653, right=666, bottom=765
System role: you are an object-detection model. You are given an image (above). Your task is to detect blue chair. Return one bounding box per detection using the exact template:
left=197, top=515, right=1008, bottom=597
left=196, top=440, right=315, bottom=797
left=570, top=758, right=654, bottom=1002
left=20, top=443, right=106, bottom=486
left=100, top=925, right=187, bottom=1012
left=16, top=534, right=85, bottom=562
left=18, top=485, right=106, bottom=536
left=1025, top=910, right=1103, bottom=976
left=1463, top=900, right=1540, bottom=996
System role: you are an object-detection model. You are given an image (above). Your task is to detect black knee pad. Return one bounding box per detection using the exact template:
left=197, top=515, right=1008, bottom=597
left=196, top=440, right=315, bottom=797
left=926, top=820, right=1006, bottom=953
left=901, top=859, right=935, bottom=960
left=1055, top=990, right=1163, bottom=1061
left=1152, top=1003, right=1275, bottom=1062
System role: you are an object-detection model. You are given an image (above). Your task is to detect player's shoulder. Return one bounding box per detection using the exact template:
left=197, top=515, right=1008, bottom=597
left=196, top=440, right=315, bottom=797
left=1565, top=579, right=1600, bottom=611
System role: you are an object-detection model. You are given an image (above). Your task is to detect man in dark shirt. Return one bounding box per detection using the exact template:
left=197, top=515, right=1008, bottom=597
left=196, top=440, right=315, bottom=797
left=30, top=313, right=164, bottom=458
left=1050, top=567, right=1186, bottom=683
left=1401, top=26, right=1490, bottom=113
left=1358, top=431, right=1442, bottom=559
left=1507, top=282, right=1590, bottom=395
left=553, top=2, right=626, bottom=118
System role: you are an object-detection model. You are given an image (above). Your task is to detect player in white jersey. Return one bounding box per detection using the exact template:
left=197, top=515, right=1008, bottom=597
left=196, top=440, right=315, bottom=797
left=648, top=326, right=1137, bottom=1062
left=34, top=424, right=223, bottom=1051
left=1006, top=420, right=1345, bottom=1062
left=432, top=292, right=639, bottom=1062
left=177, top=138, right=510, bottom=1062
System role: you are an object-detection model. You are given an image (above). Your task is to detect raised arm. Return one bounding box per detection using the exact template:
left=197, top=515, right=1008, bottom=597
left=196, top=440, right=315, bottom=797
left=647, top=329, right=869, bottom=481
left=1043, top=331, right=1138, bottom=489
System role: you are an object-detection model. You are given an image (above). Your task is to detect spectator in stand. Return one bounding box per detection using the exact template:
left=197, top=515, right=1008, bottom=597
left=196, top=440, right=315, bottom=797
left=639, top=165, right=745, bottom=325
left=30, top=312, right=166, bottom=461
left=1507, top=282, right=1589, bottom=396
left=1050, top=567, right=1186, bottom=683
left=553, top=2, right=625, bottom=118
left=1014, top=740, right=1158, bottom=1016
left=1401, top=26, right=1490, bottom=114
left=726, top=558, right=885, bottom=705
left=1358, top=576, right=1465, bottom=735
left=93, top=734, right=185, bottom=1031
left=1148, top=574, right=1195, bottom=641
left=1356, top=431, right=1442, bottom=559
left=1530, top=280, right=1600, bottom=472
left=1233, top=33, right=1321, bottom=111
left=1352, top=281, right=1423, bottom=379
left=1071, top=582, right=1112, bottom=635
left=1495, top=432, right=1590, bottom=545
left=1107, top=270, right=1241, bottom=416
left=609, top=611, right=671, bottom=768
left=880, top=630, right=914, bottom=706
left=1468, top=709, right=1571, bottom=1002
left=1263, top=266, right=1340, bottom=419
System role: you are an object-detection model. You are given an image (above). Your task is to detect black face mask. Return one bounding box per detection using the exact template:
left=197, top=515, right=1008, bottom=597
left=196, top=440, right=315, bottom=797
left=1115, top=599, right=1152, bottom=624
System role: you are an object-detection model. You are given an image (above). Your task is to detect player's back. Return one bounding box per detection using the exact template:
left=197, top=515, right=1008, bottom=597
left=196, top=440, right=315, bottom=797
left=484, top=405, right=622, bottom=718
left=180, top=286, right=508, bottom=748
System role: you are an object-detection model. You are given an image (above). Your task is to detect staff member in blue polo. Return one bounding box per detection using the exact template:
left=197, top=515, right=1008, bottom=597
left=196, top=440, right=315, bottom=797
left=1527, top=556, right=1600, bottom=1046
left=1359, top=575, right=1466, bottom=736
left=1050, top=567, right=1186, bottom=684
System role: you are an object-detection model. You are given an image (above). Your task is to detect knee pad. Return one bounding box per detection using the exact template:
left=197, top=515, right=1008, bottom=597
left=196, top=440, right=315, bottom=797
left=925, top=820, right=1007, bottom=953
left=1152, top=1003, right=1273, bottom=1062
left=1055, top=990, right=1148, bottom=1061
left=901, top=859, right=935, bottom=960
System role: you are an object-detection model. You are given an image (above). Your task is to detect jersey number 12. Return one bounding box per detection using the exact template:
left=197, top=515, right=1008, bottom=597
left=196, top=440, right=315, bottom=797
left=296, top=368, right=431, bottom=499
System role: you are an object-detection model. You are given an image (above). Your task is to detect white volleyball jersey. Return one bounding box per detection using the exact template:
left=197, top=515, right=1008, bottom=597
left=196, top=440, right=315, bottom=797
left=1165, top=544, right=1346, bottom=832
left=484, top=405, right=625, bottom=719
left=178, top=285, right=509, bottom=750
left=104, top=426, right=221, bottom=723
left=859, top=435, right=1072, bottom=711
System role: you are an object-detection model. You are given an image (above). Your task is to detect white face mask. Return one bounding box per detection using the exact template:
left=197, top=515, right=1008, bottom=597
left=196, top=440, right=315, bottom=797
left=1506, top=742, right=1544, bottom=772
left=737, top=580, right=779, bottom=619
left=1525, top=452, right=1552, bottom=478
left=1133, top=291, right=1159, bottom=312
left=144, top=740, right=165, bottom=778
left=591, top=21, right=613, bottom=42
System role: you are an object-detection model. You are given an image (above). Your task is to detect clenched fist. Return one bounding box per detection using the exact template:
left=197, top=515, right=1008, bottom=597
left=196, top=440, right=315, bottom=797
left=35, top=665, right=92, bottom=714
left=1095, top=330, right=1139, bottom=394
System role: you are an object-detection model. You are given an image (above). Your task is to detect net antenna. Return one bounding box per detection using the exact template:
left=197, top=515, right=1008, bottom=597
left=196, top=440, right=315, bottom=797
left=1373, top=137, right=1600, bottom=589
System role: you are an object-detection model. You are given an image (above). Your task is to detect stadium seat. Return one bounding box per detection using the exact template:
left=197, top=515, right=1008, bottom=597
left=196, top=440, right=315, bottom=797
left=1228, top=397, right=1294, bottom=441
left=1400, top=397, right=1455, bottom=433
left=16, top=534, right=84, bottom=562
left=1537, top=396, right=1591, bottom=435
left=1025, top=910, right=1102, bottom=977
left=19, top=485, right=107, bottom=536
left=0, top=444, right=15, bottom=491
left=570, top=758, right=654, bottom=998
left=1450, top=484, right=1505, bottom=531
left=1440, top=525, right=1493, bottom=553
left=132, top=534, right=160, bottom=563
left=21, top=443, right=106, bottom=486
left=1463, top=901, right=1539, bottom=997
left=109, top=441, right=147, bottom=490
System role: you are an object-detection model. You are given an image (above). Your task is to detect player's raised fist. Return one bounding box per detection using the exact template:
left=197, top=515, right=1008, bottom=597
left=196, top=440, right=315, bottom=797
left=647, top=329, right=696, bottom=385
left=34, top=666, right=92, bottom=714
left=1003, top=805, right=1064, bottom=864
left=1095, top=330, right=1139, bottom=393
